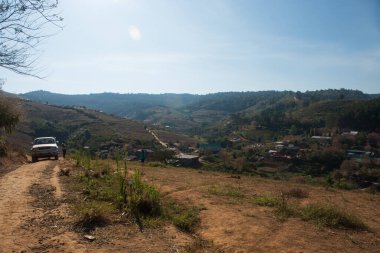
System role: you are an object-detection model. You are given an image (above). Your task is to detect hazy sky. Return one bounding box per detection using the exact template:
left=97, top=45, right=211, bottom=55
left=1, top=0, right=380, bottom=94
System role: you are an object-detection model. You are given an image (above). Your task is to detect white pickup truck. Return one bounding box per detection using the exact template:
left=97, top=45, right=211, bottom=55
left=31, top=137, right=59, bottom=162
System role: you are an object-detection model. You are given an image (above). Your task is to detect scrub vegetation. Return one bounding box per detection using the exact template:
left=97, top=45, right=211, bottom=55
left=69, top=151, right=201, bottom=234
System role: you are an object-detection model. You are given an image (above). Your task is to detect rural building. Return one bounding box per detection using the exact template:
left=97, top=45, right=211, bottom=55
left=342, top=131, right=359, bottom=136
left=174, top=154, right=200, bottom=167
left=311, top=136, right=332, bottom=145
left=135, top=149, right=154, bottom=161
left=199, top=143, right=222, bottom=153
left=269, top=142, right=300, bottom=159
left=346, top=150, right=373, bottom=161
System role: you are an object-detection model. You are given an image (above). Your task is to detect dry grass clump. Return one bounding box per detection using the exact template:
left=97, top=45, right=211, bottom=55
left=74, top=202, right=112, bottom=231
left=284, top=187, right=309, bottom=198
left=291, top=176, right=306, bottom=184
left=59, top=167, right=70, bottom=176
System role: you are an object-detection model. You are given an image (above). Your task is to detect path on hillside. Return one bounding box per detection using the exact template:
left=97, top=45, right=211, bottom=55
left=0, top=160, right=86, bottom=253
left=147, top=129, right=187, bottom=157
left=147, top=129, right=168, bottom=148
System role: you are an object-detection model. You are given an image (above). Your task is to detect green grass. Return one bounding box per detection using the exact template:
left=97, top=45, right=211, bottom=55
left=71, top=153, right=203, bottom=233
left=141, top=216, right=162, bottom=228
left=252, top=193, right=367, bottom=230
left=253, top=196, right=279, bottom=207
left=128, top=169, right=162, bottom=217
left=301, top=203, right=367, bottom=230
left=275, top=203, right=297, bottom=220
left=164, top=200, right=201, bottom=232
left=253, top=194, right=295, bottom=219
left=208, top=184, right=245, bottom=198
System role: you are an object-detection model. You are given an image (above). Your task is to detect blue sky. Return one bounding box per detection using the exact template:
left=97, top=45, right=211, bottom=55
left=1, top=0, right=380, bottom=94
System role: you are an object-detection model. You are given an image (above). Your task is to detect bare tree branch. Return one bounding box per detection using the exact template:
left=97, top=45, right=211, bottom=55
left=0, top=0, right=62, bottom=77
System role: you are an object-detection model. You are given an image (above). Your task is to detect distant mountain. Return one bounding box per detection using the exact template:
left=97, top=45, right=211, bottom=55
left=20, top=89, right=380, bottom=140
left=21, top=90, right=200, bottom=119
left=21, top=89, right=378, bottom=115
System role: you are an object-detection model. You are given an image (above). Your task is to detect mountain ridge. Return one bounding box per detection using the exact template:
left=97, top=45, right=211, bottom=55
left=20, top=89, right=380, bottom=141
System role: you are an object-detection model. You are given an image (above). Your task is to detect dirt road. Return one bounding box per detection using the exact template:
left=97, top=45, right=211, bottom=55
left=0, top=160, right=85, bottom=253
left=0, top=161, right=198, bottom=253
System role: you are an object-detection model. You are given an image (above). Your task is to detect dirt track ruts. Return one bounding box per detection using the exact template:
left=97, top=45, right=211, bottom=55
left=0, top=160, right=84, bottom=253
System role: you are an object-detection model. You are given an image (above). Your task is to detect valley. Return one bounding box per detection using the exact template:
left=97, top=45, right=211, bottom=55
left=1, top=89, right=380, bottom=253
left=1, top=1, right=379, bottom=252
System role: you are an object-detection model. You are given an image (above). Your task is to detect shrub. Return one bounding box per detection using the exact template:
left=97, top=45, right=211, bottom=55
left=0, top=95, right=21, bottom=133
left=275, top=202, right=296, bottom=219
left=367, top=132, right=380, bottom=148
left=307, top=147, right=345, bottom=175
left=319, top=147, right=345, bottom=172
left=129, top=169, right=162, bottom=217
left=0, top=138, right=6, bottom=157
left=339, top=160, right=358, bottom=177
left=76, top=150, right=91, bottom=169
left=274, top=192, right=298, bottom=219
left=335, top=179, right=358, bottom=190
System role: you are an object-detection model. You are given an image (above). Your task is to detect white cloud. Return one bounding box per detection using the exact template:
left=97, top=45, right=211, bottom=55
left=128, top=26, right=142, bottom=41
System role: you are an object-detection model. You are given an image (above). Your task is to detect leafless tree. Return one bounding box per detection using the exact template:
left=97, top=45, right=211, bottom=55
left=0, top=0, right=62, bottom=77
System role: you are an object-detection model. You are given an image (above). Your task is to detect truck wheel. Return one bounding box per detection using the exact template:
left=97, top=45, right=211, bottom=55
left=55, top=155, right=58, bottom=160
left=32, top=156, right=37, bottom=163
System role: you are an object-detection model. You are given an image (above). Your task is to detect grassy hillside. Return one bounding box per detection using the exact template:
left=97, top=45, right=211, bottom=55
left=6, top=98, right=156, bottom=153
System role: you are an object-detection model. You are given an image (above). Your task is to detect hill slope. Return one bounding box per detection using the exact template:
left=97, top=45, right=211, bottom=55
left=7, top=98, right=156, bottom=152
left=20, top=89, right=380, bottom=140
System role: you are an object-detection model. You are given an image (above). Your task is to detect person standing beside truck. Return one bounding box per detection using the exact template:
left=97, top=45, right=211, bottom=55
left=140, top=149, right=146, bottom=163
left=62, top=142, right=67, bottom=158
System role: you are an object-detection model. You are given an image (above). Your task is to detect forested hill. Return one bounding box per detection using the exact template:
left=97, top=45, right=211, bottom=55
left=21, top=91, right=200, bottom=118
left=20, top=89, right=380, bottom=137
left=21, top=89, right=378, bottom=117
